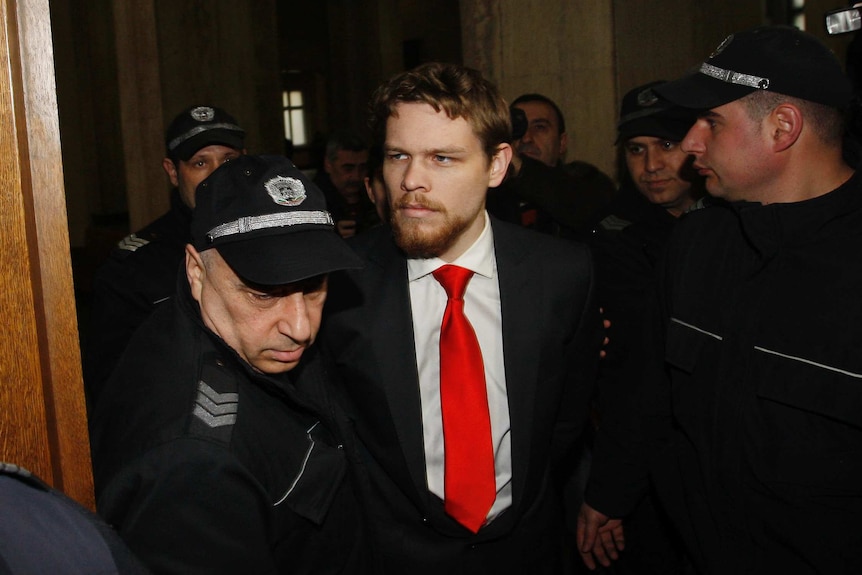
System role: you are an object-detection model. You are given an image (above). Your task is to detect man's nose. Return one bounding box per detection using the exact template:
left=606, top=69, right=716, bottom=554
left=276, top=293, right=314, bottom=344
left=401, top=159, right=427, bottom=192
left=681, top=121, right=707, bottom=155
left=645, top=149, right=664, bottom=172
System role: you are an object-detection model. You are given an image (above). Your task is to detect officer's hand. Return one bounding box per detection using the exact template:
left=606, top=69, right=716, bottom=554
left=577, top=502, right=624, bottom=570
left=599, top=307, right=611, bottom=359
left=336, top=219, right=357, bottom=239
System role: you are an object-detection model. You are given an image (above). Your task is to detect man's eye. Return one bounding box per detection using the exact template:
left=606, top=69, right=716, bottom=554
left=387, top=152, right=407, bottom=161
left=251, top=292, right=275, bottom=301
left=434, top=155, right=452, bottom=164
left=661, top=141, right=677, bottom=151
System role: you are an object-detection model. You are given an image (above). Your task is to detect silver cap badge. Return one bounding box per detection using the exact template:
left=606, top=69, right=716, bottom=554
left=265, top=175, right=307, bottom=206
left=190, top=106, right=216, bottom=122
left=636, top=88, right=658, bottom=108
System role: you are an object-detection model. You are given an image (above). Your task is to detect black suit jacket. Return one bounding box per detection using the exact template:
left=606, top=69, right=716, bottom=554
left=322, top=218, right=601, bottom=574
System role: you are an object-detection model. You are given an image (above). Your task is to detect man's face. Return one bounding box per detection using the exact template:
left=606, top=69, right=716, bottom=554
left=186, top=247, right=327, bottom=374
left=383, top=102, right=510, bottom=262
left=624, top=136, right=697, bottom=217
left=512, top=100, right=567, bottom=166
left=681, top=100, right=772, bottom=202
left=163, top=144, right=243, bottom=208
left=325, top=149, right=369, bottom=204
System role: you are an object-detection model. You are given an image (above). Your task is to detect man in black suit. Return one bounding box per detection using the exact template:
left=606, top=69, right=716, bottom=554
left=322, top=62, right=603, bottom=574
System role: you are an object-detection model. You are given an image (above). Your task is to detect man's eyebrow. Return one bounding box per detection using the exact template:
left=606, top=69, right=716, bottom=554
left=698, top=110, right=721, bottom=119
left=383, top=144, right=468, bottom=155
left=428, top=146, right=468, bottom=155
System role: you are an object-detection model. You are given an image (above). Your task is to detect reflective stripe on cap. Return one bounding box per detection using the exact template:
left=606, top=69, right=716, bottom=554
left=167, top=122, right=245, bottom=152
left=700, top=63, right=770, bottom=90
left=206, top=211, right=334, bottom=243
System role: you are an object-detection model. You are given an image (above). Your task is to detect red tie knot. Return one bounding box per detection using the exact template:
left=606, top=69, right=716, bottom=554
left=432, top=265, right=474, bottom=300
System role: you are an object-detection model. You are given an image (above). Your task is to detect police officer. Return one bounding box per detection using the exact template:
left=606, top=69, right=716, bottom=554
left=89, top=155, right=368, bottom=574
left=84, top=105, right=245, bottom=407
left=584, top=81, right=703, bottom=575
left=581, top=26, right=862, bottom=574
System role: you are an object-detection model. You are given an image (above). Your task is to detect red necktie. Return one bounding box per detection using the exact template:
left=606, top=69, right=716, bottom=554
left=432, top=264, right=496, bottom=533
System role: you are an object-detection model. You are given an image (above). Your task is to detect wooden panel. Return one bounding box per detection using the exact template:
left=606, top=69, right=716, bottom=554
left=0, top=0, right=93, bottom=508
left=0, top=0, right=51, bottom=482
left=155, top=0, right=281, bottom=158
left=113, top=0, right=166, bottom=232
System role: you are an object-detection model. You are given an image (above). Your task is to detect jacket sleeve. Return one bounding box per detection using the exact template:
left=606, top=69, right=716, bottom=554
left=97, top=439, right=278, bottom=575
left=552, top=246, right=603, bottom=468
left=551, top=244, right=604, bottom=533
left=584, top=240, right=674, bottom=518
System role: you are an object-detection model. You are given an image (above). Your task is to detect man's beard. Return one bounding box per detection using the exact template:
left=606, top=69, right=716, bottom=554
left=390, top=195, right=472, bottom=259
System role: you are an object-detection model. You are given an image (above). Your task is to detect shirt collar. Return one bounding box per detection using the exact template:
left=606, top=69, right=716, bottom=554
left=407, top=211, right=495, bottom=282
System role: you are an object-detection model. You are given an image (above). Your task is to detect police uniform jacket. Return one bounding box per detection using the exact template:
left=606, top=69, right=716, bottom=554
left=587, top=185, right=679, bottom=401
left=84, top=190, right=192, bottom=406
left=89, top=274, right=369, bottom=575
left=586, top=172, right=862, bottom=574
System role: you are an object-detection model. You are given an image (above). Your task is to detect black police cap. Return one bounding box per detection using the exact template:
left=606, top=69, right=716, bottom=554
left=191, top=155, right=363, bottom=285
left=655, top=26, right=852, bottom=110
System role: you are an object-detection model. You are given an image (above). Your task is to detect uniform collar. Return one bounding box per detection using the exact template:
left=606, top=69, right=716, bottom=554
left=733, top=170, right=861, bottom=256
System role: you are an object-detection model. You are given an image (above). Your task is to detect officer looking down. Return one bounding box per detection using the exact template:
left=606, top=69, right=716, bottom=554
left=88, top=155, right=369, bottom=574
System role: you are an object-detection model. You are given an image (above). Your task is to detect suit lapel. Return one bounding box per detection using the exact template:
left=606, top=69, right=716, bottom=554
left=365, top=238, right=434, bottom=507
left=492, top=220, right=541, bottom=513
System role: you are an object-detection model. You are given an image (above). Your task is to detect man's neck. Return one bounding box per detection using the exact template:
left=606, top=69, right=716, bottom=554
left=763, top=153, right=853, bottom=205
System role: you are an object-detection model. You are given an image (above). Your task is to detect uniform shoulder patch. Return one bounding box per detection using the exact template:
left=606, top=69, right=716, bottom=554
left=193, top=380, right=238, bottom=428
left=116, top=233, right=150, bottom=253
left=599, top=214, right=632, bottom=232
left=188, top=357, right=239, bottom=445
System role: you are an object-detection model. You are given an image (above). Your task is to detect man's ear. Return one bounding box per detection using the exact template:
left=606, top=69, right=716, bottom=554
left=185, top=244, right=206, bottom=303
left=162, top=157, right=180, bottom=187
left=488, top=143, right=513, bottom=187
left=363, top=176, right=376, bottom=205
left=770, top=103, right=803, bottom=152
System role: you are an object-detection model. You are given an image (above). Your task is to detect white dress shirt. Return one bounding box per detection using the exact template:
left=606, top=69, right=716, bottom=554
left=407, top=212, right=512, bottom=522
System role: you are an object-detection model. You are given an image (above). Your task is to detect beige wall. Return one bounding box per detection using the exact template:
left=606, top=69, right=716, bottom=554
left=55, top=0, right=860, bottom=250
left=461, top=0, right=768, bottom=180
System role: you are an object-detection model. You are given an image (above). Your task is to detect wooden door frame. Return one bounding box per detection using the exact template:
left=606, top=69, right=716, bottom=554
left=0, top=0, right=93, bottom=508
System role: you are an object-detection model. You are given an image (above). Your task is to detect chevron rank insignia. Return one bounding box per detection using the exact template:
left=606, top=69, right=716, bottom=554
left=193, top=380, right=238, bottom=428
left=599, top=214, right=632, bottom=232
left=116, top=233, right=150, bottom=252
